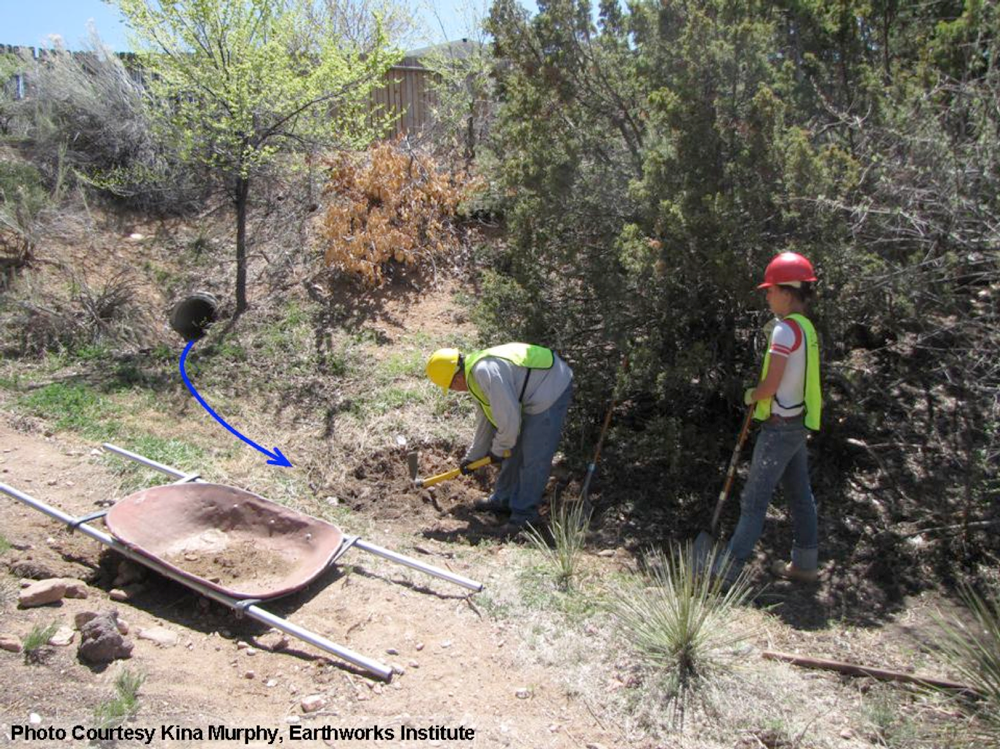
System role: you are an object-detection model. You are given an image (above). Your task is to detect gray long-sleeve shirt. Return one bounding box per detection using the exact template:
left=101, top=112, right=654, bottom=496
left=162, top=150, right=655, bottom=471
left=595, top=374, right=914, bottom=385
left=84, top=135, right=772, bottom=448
left=463, top=353, right=573, bottom=461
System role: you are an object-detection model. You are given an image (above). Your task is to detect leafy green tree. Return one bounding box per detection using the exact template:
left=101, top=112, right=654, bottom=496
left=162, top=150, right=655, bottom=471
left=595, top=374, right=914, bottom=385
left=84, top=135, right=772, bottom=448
left=114, top=0, right=401, bottom=314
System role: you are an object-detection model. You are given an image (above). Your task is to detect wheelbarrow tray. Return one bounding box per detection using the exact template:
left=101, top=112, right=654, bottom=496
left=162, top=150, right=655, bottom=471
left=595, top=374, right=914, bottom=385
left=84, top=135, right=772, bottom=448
left=104, top=483, right=344, bottom=599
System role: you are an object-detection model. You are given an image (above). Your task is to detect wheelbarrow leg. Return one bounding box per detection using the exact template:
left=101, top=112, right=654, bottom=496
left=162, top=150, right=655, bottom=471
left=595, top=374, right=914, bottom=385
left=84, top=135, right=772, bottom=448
left=351, top=538, right=484, bottom=592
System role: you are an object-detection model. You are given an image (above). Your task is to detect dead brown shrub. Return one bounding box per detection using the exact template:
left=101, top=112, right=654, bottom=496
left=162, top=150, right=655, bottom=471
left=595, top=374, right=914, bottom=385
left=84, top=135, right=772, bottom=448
left=319, top=139, right=479, bottom=286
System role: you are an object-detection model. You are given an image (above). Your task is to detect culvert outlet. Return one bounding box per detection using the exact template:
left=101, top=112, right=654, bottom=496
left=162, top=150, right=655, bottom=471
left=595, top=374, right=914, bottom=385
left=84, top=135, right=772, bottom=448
left=169, top=292, right=219, bottom=341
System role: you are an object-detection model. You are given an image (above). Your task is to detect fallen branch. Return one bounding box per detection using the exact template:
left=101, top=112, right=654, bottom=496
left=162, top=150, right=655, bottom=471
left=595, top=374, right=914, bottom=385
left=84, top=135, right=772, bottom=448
left=901, top=519, right=999, bottom=538
left=762, top=650, right=979, bottom=694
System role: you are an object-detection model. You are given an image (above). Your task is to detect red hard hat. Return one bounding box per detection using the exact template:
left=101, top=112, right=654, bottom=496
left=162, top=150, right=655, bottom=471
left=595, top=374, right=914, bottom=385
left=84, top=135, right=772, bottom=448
left=758, top=252, right=817, bottom=289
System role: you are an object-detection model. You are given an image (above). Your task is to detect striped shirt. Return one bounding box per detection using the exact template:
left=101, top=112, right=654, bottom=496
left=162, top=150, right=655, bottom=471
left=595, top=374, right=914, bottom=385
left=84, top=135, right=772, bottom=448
left=769, top=318, right=806, bottom=416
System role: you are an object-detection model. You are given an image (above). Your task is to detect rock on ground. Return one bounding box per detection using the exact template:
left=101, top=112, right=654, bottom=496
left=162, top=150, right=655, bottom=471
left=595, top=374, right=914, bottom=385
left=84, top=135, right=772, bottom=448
left=58, top=578, right=89, bottom=599
left=18, top=579, right=67, bottom=608
left=137, top=626, right=179, bottom=648
left=77, top=610, right=133, bottom=664
left=49, top=626, right=75, bottom=647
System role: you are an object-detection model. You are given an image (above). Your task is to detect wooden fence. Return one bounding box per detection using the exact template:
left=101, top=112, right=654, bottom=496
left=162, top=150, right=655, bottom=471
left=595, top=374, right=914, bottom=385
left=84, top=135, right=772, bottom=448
left=376, top=56, right=438, bottom=138
left=1, top=45, right=438, bottom=137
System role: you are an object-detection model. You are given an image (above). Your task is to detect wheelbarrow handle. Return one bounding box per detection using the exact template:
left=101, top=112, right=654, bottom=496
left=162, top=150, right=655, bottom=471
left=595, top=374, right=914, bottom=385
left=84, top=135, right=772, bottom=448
left=710, top=405, right=755, bottom=534
left=416, top=456, right=493, bottom=488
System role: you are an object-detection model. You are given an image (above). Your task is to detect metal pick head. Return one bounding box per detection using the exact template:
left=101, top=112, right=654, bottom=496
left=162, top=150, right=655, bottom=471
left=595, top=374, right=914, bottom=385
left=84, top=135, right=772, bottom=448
left=406, top=451, right=419, bottom=481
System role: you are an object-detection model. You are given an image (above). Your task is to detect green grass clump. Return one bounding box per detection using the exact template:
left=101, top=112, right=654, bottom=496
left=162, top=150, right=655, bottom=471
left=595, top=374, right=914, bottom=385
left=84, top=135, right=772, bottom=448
left=23, top=621, right=60, bottom=663
left=356, top=385, right=428, bottom=415
left=0, top=534, right=10, bottom=555
left=73, top=342, right=112, bottom=362
left=523, top=496, right=591, bottom=591
left=374, top=349, right=426, bottom=383
left=103, top=435, right=206, bottom=493
left=93, top=667, right=146, bottom=728
left=19, top=383, right=120, bottom=439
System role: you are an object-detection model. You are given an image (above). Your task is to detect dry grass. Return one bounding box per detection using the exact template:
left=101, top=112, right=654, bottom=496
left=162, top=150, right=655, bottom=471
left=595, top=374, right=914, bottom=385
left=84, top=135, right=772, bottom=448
left=0, top=572, right=17, bottom=613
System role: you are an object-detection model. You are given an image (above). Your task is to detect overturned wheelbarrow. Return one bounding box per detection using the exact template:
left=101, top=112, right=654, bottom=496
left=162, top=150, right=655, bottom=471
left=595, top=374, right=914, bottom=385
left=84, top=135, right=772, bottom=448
left=0, top=443, right=483, bottom=681
left=104, top=482, right=346, bottom=600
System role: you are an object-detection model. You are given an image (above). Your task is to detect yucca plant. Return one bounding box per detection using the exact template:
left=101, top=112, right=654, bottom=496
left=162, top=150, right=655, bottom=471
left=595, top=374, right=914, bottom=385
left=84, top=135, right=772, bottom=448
left=933, top=582, right=1000, bottom=729
left=610, top=543, right=754, bottom=702
left=523, top=496, right=591, bottom=591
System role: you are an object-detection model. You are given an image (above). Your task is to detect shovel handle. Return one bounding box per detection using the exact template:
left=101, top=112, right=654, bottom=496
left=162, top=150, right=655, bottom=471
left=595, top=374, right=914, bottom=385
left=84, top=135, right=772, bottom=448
left=417, top=456, right=493, bottom=488
left=709, top=406, right=755, bottom=534
left=581, top=353, right=628, bottom=503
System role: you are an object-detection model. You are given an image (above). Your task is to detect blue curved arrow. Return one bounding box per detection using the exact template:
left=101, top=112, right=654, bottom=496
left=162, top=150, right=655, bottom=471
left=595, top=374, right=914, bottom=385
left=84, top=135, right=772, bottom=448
left=180, top=340, right=293, bottom=468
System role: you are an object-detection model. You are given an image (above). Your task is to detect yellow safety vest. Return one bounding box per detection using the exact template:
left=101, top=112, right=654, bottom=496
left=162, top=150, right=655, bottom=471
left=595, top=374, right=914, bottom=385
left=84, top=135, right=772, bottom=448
left=465, top=343, right=555, bottom=427
left=753, top=313, right=822, bottom=431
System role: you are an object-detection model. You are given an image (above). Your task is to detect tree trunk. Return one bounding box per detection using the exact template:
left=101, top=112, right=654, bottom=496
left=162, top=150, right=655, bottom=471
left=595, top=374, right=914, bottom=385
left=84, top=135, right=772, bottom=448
left=234, top=175, right=250, bottom=316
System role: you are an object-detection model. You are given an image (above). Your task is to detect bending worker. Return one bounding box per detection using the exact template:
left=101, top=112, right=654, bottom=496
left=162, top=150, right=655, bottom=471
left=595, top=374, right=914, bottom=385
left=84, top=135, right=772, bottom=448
left=425, top=343, right=573, bottom=535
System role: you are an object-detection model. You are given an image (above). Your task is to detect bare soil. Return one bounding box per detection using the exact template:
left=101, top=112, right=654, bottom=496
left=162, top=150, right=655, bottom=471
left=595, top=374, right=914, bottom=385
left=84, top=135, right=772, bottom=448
left=342, top=445, right=525, bottom=543
left=0, top=418, right=617, bottom=748
left=162, top=538, right=295, bottom=590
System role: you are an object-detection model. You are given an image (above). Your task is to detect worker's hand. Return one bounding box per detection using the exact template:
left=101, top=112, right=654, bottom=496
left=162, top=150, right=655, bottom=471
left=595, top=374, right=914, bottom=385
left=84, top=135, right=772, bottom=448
left=489, top=450, right=509, bottom=465
left=459, top=458, right=476, bottom=475
left=743, top=387, right=756, bottom=406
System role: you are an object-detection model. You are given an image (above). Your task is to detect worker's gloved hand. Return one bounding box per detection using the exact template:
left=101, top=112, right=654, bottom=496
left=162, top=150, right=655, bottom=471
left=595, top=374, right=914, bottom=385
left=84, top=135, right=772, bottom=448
left=743, top=387, right=756, bottom=406
left=459, top=458, right=476, bottom=475
left=489, top=450, right=509, bottom=465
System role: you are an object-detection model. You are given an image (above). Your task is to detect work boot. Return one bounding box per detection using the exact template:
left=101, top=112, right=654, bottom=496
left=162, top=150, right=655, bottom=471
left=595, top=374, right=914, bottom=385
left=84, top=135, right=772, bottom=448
left=471, top=497, right=509, bottom=515
left=495, top=516, right=542, bottom=541
left=770, top=560, right=819, bottom=583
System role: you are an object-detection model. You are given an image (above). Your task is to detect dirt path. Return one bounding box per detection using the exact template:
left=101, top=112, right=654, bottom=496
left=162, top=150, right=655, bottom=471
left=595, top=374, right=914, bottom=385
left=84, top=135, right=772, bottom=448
left=0, top=416, right=616, bottom=748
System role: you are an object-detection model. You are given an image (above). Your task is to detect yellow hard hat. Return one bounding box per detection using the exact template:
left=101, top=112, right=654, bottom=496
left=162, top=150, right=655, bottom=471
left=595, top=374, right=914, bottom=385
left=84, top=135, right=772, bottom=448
left=426, top=348, right=461, bottom=391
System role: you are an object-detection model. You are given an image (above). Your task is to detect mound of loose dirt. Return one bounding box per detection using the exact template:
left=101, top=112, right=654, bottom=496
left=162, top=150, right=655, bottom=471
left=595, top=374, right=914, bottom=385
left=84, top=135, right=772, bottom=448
left=339, top=444, right=521, bottom=543
left=163, top=539, right=295, bottom=589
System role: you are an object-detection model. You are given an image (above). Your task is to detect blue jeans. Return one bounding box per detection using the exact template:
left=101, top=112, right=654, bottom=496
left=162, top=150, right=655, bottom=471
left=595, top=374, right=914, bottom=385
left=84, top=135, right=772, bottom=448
left=491, top=383, right=573, bottom=524
left=723, top=418, right=817, bottom=580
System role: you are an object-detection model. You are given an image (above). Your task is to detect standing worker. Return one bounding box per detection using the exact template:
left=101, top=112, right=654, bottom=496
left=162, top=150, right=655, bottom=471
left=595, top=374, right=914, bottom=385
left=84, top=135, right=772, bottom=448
left=722, top=252, right=823, bottom=584
left=425, top=343, right=573, bottom=537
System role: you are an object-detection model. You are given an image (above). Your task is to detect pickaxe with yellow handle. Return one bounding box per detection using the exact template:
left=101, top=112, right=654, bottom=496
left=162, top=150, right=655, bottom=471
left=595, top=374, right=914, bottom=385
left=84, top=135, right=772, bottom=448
left=407, top=453, right=507, bottom=489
